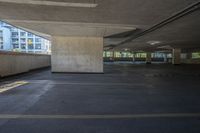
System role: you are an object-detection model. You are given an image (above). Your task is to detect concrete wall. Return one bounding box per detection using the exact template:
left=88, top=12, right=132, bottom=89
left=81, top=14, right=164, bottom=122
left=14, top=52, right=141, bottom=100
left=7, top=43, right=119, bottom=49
left=51, top=36, right=103, bottom=73
left=0, top=51, right=51, bottom=77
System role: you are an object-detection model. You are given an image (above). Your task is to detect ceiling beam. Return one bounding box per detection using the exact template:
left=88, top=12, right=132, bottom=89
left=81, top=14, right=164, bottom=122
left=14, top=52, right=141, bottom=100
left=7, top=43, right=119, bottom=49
left=0, top=0, right=98, bottom=8
left=112, top=1, right=200, bottom=49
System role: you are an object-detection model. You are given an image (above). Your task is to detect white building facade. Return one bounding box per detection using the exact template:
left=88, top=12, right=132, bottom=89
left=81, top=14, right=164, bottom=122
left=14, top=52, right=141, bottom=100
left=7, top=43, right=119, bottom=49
left=0, top=21, right=51, bottom=54
left=0, top=24, right=12, bottom=51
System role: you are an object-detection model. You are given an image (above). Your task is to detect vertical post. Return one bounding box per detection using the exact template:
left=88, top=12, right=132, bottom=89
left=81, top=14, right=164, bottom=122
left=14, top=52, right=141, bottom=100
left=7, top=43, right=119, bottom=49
left=146, top=52, right=152, bottom=64
left=112, top=51, right=115, bottom=62
left=132, top=52, right=135, bottom=62
left=172, top=48, right=181, bottom=65
left=163, top=53, right=167, bottom=63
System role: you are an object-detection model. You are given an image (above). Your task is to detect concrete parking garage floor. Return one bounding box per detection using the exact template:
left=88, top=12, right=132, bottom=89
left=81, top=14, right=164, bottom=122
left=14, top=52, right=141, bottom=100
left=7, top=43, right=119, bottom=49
left=0, top=63, right=200, bottom=133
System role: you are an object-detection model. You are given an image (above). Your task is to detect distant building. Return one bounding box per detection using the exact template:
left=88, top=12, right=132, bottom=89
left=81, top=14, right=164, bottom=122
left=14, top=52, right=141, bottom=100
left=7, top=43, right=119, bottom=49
left=0, top=21, right=51, bottom=54
left=0, top=22, right=12, bottom=51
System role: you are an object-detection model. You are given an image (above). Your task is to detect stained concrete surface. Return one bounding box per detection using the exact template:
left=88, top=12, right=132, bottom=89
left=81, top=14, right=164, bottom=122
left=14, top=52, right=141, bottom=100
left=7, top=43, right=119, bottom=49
left=0, top=51, right=51, bottom=77
left=0, top=63, right=200, bottom=133
left=51, top=36, right=103, bottom=73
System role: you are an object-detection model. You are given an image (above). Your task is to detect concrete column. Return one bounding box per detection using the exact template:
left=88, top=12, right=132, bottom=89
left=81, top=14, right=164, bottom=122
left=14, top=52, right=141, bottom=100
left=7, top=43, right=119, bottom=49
left=172, top=48, right=181, bottom=65
left=51, top=36, right=103, bottom=73
left=112, top=51, right=115, bottom=58
left=104, top=51, right=107, bottom=58
left=112, top=51, right=115, bottom=61
left=132, top=52, right=136, bottom=62
left=146, top=52, right=152, bottom=64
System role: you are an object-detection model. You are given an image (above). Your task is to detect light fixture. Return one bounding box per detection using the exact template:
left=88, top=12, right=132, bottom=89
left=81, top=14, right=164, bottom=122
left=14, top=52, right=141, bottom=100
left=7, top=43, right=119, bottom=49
left=147, top=41, right=161, bottom=45
left=157, top=45, right=173, bottom=49
left=0, top=0, right=98, bottom=8
left=124, top=48, right=130, bottom=51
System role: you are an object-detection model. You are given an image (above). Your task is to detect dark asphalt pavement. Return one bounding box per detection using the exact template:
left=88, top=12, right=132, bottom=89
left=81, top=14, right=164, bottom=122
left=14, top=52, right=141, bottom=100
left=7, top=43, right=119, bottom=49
left=0, top=63, right=200, bottom=133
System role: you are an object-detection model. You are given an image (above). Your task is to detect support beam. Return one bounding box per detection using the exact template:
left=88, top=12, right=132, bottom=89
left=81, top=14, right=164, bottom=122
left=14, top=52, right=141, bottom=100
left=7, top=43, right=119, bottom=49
left=146, top=52, right=152, bottom=64
left=172, top=48, right=181, bottom=65
left=132, top=52, right=135, bottom=62
left=51, top=36, right=103, bottom=73
left=112, top=51, right=115, bottom=61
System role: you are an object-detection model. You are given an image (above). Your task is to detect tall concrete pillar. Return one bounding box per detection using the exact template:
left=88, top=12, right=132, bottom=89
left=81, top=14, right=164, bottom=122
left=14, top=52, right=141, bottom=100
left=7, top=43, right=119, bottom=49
left=51, top=36, right=103, bottom=73
left=132, top=52, right=135, bottom=62
left=112, top=51, right=115, bottom=61
left=172, top=48, right=181, bottom=65
left=146, top=52, right=152, bottom=64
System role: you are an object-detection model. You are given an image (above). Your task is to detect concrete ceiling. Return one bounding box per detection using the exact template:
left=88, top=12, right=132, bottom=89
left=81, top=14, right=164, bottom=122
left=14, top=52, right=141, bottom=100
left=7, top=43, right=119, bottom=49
left=0, top=0, right=199, bottom=51
left=115, top=8, right=200, bottom=51
left=3, top=20, right=136, bottom=37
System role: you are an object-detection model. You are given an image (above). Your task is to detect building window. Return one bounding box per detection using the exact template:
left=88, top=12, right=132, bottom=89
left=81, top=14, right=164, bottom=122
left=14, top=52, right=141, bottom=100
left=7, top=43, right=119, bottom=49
left=11, top=28, right=18, bottom=32
left=12, top=32, right=18, bottom=38
left=35, top=38, right=41, bottom=43
left=0, top=31, right=3, bottom=37
left=13, top=44, right=19, bottom=49
left=28, top=44, right=34, bottom=49
left=35, top=44, right=41, bottom=49
left=20, top=32, right=26, bottom=37
left=27, top=38, right=33, bottom=45
left=28, top=33, right=33, bottom=37
left=0, top=31, right=3, bottom=49
left=20, top=38, right=26, bottom=43
left=12, top=38, right=19, bottom=44
left=0, top=41, right=3, bottom=49
left=21, top=43, right=26, bottom=49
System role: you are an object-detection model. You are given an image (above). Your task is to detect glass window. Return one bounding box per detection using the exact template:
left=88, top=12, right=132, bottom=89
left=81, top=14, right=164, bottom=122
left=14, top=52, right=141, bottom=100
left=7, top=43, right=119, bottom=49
left=27, top=38, right=33, bottom=45
left=20, top=32, right=26, bottom=37
left=11, top=28, right=18, bottom=32
left=28, top=33, right=33, bottom=37
left=13, top=44, right=19, bottom=48
left=12, top=32, right=18, bottom=37
left=0, top=41, right=3, bottom=49
left=21, top=43, right=26, bottom=49
left=35, top=38, right=41, bottom=42
left=35, top=44, right=41, bottom=49
left=12, top=38, right=19, bottom=43
left=20, top=38, right=26, bottom=43
left=0, top=37, right=3, bottom=42
left=0, top=31, right=3, bottom=36
left=28, top=44, right=34, bottom=49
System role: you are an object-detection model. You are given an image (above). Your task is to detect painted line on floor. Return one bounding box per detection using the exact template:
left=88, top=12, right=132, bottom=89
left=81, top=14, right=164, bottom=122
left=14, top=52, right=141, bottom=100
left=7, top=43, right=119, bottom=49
left=0, top=113, right=200, bottom=119
left=0, top=81, right=28, bottom=93
left=47, top=82, right=145, bottom=86
left=27, top=80, right=153, bottom=87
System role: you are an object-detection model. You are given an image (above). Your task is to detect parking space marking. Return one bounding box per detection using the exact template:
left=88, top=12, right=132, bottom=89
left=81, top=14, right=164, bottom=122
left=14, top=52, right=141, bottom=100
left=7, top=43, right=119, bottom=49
left=0, top=81, right=28, bottom=93
left=26, top=80, right=153, bottom=87
left=0, top=113, right=200, bottom=119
